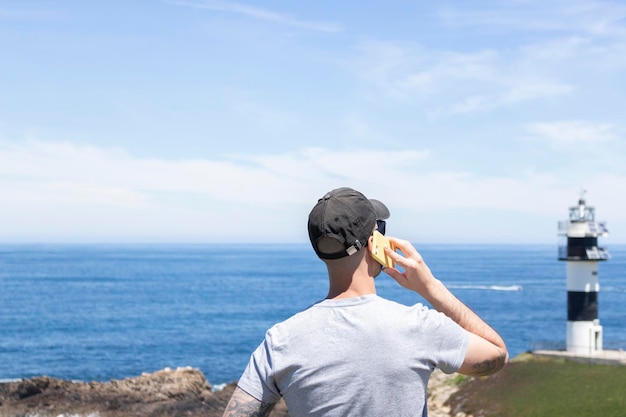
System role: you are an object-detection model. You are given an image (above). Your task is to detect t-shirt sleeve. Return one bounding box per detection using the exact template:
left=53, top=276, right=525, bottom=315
left=236, top=335, right=282, bottom=404
left=424, top=308, right=469, bottom=374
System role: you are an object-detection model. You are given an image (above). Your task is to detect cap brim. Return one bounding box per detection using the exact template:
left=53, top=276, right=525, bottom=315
left=370, top=199, right=390, bottom=220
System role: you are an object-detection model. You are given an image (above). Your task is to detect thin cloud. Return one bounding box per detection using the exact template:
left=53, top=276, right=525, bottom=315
left=526, top=120, right=617, bottom=145
left=439, top=1, right=626, bottom=37
left=353, top=2, right=625, bottom=113
left=227, top=147, right=431, bottom=189
left=167, top=0, right=342, bottom=32
left=523, top=120, right=626, bottom=179
left=355, top=42, right=499, bottom=99
left=0, top=138, right=620, bottom=213
left=1, top=139, right=625, bottom=242
left=502, top=82, right=574, bottom=104
left=355, top=40, right=575, bottom=112
left=441, top=81, right=574, bottom=115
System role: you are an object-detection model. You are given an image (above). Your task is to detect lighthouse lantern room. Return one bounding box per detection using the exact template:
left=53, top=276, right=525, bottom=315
left=558, top=191, right=609, bottom=355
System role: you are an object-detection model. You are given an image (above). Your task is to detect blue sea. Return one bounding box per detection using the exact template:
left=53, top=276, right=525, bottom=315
left=1, top=243, right=624, bottom=386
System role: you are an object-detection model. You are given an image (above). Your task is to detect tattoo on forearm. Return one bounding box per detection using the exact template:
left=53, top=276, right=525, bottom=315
left=223, top=388, right=275, bottom=417
left=472, top=352, right=507, bottom=376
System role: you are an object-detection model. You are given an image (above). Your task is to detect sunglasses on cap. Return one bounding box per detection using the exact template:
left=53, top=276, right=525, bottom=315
left=376, top=219, right=386, bottom=236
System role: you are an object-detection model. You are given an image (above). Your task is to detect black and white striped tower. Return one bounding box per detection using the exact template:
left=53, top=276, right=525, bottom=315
left=558, top=191, right=609, bottom=355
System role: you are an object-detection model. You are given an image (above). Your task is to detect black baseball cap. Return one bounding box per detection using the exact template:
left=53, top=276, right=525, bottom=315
left=308, top=187, right=390, bottom=259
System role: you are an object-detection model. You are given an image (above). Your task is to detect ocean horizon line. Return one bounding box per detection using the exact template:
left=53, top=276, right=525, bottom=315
left=2, top=241, right=624, bottom=246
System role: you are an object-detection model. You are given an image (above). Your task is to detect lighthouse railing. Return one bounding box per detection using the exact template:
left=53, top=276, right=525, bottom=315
left=586, top=247, right=610, bottom=260
left=558, top=245, right=610, bottom=261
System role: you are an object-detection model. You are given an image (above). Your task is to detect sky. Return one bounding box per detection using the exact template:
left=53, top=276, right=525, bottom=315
left=1, top=0, right=625, bottom=244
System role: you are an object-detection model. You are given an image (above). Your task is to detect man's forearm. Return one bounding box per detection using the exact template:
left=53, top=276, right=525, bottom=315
left=421, top=277, right=507, bottom=352
left=223, top=387, right=275, bottom=417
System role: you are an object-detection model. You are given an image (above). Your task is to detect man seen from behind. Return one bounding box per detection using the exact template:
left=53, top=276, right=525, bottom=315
left=223, top=187, right=508, bottom=417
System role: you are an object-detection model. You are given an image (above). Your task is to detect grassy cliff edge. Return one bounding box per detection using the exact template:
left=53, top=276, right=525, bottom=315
left=445, top=353, right=626, bottom=417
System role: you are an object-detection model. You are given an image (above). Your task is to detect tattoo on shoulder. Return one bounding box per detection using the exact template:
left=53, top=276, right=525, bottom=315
left=472, top=351, right=507, bottom=376
left=223, top=388, right=276, bottom=417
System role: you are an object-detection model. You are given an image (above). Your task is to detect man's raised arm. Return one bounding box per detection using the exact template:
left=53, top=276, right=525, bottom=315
left=384, top=237, right=508, bottom=376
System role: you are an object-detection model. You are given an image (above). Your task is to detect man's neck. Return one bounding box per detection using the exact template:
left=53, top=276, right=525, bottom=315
left=325, top=258, right=378, bottom=299
left=326, top=284, right=376, bottom=299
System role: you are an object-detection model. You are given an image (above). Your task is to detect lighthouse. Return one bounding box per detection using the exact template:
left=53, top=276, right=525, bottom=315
left=558, top=191, right=609, bottom=355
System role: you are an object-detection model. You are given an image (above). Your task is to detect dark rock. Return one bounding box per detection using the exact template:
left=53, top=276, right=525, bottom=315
left=0, top=367, right=287, bottom=417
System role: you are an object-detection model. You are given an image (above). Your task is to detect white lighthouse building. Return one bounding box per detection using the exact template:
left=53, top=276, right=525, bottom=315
left=558, top=191, right=609, bottom=355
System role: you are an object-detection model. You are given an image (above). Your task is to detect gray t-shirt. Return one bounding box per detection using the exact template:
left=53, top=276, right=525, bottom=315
left=237, top=294, right=468, bottom=417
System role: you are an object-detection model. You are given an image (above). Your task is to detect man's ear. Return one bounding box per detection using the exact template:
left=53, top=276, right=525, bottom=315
left=367, top=235, right=375, bottom=253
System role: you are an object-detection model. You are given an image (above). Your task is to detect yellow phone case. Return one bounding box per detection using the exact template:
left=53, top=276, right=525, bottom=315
left=371, top=230, right=395, bottom=268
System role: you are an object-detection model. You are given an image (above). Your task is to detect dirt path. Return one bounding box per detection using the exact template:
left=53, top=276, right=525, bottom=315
left=427, top=370, right=472, bottom=417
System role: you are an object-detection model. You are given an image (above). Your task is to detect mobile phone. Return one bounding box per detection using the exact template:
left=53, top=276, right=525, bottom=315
left=370, top=230, right=395, bottom=268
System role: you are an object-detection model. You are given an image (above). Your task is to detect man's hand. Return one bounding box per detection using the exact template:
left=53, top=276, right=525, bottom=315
left=382, top=237, right=439, bottom=297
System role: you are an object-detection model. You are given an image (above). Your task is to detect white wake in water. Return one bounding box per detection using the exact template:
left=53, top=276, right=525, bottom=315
left=448, top=284, right=523, bottom=291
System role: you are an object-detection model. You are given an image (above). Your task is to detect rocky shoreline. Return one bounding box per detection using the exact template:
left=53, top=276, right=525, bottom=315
left=0, top=367, right=467, bottom=417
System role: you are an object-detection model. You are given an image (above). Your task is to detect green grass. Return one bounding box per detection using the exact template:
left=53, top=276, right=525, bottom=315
left=448, top=354, right=626, bottom=417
